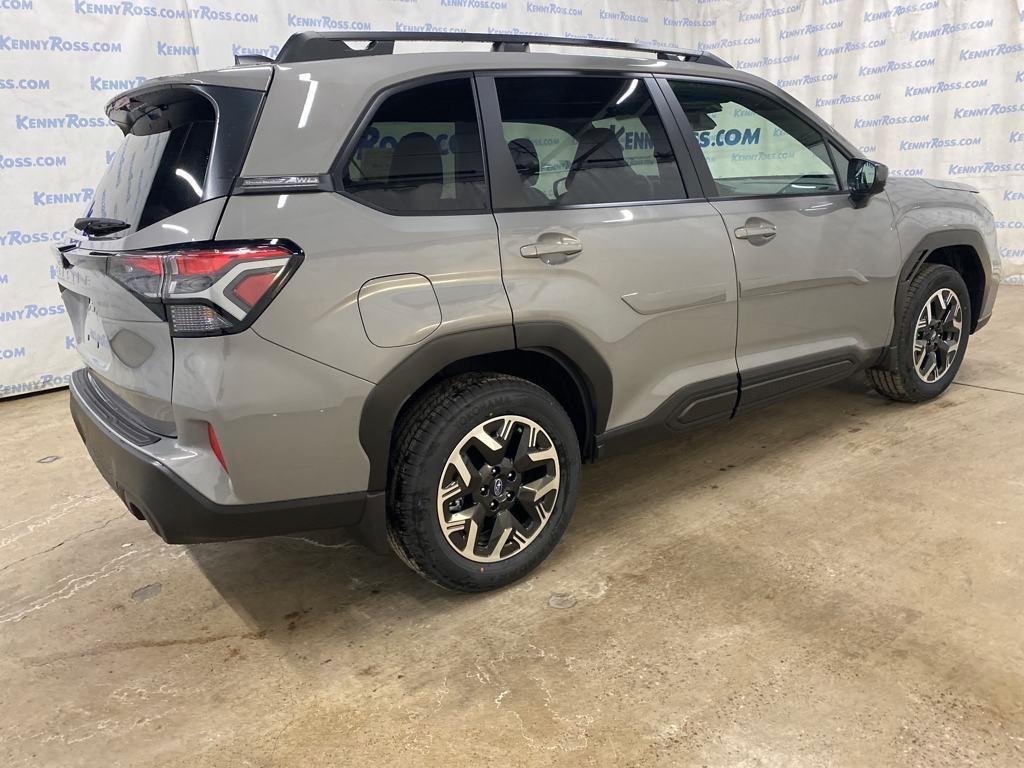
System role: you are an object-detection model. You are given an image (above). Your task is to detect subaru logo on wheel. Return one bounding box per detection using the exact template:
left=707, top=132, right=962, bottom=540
left=492, top=478, right=504, bottom=496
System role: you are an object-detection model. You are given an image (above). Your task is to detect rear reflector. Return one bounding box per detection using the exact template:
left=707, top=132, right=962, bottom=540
left=208, top=423, right=228, bottom=474
left=107, top=240, right=302, bottom=337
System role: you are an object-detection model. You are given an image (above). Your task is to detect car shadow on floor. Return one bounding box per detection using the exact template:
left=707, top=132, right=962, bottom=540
left=186, top=373, right=885, bottom=640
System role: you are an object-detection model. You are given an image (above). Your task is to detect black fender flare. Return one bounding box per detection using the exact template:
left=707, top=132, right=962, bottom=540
left=879, top=228, right=990, bottom=366
left=898, top=228, right=990, bottom=284
left=358, top=323, right=613, bottom=491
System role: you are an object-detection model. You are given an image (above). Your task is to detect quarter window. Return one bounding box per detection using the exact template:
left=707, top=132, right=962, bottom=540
left=342, top=78, right=487, bottom=213
left=668, top=81, right=840, bottom=197
left=493, top=76, right=686, bottom=208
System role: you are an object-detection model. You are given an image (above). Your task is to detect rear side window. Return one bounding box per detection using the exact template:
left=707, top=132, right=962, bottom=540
left=90, top=97, right=216, bottom=232
left=138, top=121, right=214, bottom=230
left=493, top=76, right=686, bottom=208
left=342, top=78, right=487, bottom=213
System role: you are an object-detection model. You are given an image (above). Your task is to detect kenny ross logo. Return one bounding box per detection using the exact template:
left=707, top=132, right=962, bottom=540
left=90, top=75, right=146, bottom=91
left=1, top=374, right=73, bottom=397
left=0, top=35, right=123, bottom=53
left=1011, top=131, right=1024, bottom=144
left=898, top=136, right=982, bottom=150
left=232, top=43, right=281, bottom=58
left=0, top=304, right=67, bottom=322
left=526, top=2, right=584, bottom=16
left=75, top=1, right=258, bottom=22
left=863, top=0, right=938, bottom=22
left=952, top=103, right=1022, bottom=119
left=858, top=58, right=935, bottom=76
left=960, top=42, right=1024, bottom=61
left=0, top=230, right=68, bottom=246
left=910, top=19, right=993, bottom=40
left=15, top=114, right=109, bottom=130
left=157, top=42, right=198, bottom=56
left=34, top=188, right=95, bottom=207
left=0, top=154, right=67, bottom=169
left=286, top=14, right=372, bottom=30
left=905, top=79, right=987, bottom=98
left=818, top=38, right=886, bottom=56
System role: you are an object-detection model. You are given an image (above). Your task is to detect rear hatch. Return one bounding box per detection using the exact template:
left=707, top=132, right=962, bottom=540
left=55, top=70, right=271, bottom=430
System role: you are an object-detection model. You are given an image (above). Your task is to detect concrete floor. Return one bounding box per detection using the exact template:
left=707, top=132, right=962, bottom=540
left=2, top=289, right=1023, bottom=768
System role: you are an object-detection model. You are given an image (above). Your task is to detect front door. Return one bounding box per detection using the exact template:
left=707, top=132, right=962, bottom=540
left=478, top=74, right=739, bottom=437
left=662, top=78, right=901, bottom=410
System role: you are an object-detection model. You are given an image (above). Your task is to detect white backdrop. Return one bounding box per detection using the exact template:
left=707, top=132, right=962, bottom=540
left=2, top=0, right=1022, bottom=397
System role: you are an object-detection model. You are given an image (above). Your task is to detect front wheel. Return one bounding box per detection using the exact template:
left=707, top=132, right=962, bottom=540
left=867, top=264, right=971, bottom=403
left=387, top=372, right=581, bottom=592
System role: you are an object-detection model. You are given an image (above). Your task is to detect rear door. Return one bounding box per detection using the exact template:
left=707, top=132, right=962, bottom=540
left=660, top=78, right=900, bottom=410
left=479, top=74, right=739, bottom=437
left=55, top=76, right=267, bottom=424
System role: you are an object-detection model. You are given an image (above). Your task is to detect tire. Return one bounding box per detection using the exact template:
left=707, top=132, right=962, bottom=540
left=387, top=372, right=581, bottom=592
left=867, top=264, right=971, bottom=403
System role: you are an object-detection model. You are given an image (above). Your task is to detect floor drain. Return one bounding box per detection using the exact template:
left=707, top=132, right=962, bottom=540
left=548, top=593, right=577, bottom=609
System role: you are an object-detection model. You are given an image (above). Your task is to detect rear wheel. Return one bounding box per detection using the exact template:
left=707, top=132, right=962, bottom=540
left=867, top=264, right=970, bottom=403
left=387, top=373, right=580, bottom=592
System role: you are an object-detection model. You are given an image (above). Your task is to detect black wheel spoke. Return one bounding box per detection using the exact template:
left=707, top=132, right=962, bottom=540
left=437, top=415, right=560, bottom=563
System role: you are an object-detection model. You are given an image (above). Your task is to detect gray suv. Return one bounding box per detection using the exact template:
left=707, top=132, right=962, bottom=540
left=58, top=33, right=1000, bottom=591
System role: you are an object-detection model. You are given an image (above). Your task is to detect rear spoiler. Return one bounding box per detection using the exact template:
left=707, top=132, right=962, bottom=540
left=104, top=68, right=273, bottom=134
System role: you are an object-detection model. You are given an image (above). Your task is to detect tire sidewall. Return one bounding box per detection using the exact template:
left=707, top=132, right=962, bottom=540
left=393, top=379, right=581, bottom=591
left=897, top=266, right=971, bottom=399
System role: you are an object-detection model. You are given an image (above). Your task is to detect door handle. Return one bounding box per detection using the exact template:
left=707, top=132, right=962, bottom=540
left=520, top=234, right=582, bottom=264
left=734, top=221, right=777, bottom=241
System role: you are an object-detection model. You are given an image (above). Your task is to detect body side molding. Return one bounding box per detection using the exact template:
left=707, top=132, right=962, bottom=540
left=595, top=374, right=739, bottom=460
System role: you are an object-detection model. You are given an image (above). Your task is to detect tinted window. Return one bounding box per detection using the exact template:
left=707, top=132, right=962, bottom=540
left=343, top=78, right=487, bottom=213
left=669, top=81, right=839, bottom=197
left=90, top=111, right=215, bottom=232
left=494, top=76, right=686, bottom=207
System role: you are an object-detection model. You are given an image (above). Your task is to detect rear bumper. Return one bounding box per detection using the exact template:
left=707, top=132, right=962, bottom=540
left=70, top=371, right=385, bottom=547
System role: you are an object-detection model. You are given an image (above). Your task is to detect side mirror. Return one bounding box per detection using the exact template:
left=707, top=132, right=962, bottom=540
left=848, top=159, right=888, bottom=202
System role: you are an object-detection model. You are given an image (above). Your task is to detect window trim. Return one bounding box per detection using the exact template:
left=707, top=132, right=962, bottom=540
left=476, top=71, right=703, bottom=213
left=329, top=72, right=492, bottom=217
left=655, top=75, right=850, bottom=203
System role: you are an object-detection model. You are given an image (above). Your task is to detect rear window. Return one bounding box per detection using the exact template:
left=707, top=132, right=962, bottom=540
left=88, top=98, right=215, bottom=233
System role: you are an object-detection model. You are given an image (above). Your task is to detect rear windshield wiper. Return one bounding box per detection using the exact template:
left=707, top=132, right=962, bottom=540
left=74, top=217, right=130, bottom=237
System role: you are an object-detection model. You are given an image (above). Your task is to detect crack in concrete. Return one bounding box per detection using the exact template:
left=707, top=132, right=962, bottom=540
left=952, top=381, right=1024, bottom=397
left=24, top=629, right=268, bottom=667
left=0, top=514, right=125, bottom=575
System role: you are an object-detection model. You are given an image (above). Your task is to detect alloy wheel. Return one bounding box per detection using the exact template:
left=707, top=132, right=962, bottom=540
left=436, top=415, right=560, bottom=563
left=913, top=287, right=963, bottom=383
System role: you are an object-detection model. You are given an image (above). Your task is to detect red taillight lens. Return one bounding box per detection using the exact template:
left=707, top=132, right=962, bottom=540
left=230, top=270, right=278, bottom=309
left=107, top=241, right=301, bottom=337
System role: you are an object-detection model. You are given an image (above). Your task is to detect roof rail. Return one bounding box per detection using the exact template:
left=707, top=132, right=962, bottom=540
left=263, top=31, right=731, bottom=68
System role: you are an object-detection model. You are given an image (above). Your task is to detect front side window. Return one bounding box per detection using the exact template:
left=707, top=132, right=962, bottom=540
left=342, top=78, right=486, bottom=213
left=494, top=76, right=686, bottom=208
left=668, top=80, right=839, bottom=197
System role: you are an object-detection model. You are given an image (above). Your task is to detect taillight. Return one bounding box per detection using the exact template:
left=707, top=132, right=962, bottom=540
left=107, top=240, right=302, bottom=337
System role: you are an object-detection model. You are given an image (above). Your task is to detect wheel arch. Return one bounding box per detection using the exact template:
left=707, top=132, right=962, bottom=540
left=899, top=229, right=988, bottom=332
left=876, top=229, right=988, bottom=371
left=359, top=324, right=612, bottom=491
